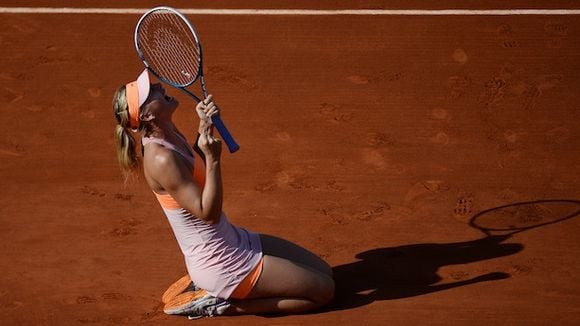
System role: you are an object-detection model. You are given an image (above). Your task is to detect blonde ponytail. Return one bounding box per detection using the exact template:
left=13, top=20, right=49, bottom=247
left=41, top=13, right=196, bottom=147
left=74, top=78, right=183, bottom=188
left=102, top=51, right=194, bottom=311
left=112, top=86, right=141, bottom=179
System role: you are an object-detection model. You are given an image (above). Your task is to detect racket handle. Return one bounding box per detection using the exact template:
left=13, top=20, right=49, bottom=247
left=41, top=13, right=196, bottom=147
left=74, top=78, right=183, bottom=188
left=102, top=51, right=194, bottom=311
left=212, top=116, right=240, bottom=153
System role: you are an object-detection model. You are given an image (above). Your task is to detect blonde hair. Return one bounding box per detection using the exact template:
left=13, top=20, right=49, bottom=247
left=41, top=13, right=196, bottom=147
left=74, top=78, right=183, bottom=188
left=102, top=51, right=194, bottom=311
left=112, top=86, right=147, bottom=180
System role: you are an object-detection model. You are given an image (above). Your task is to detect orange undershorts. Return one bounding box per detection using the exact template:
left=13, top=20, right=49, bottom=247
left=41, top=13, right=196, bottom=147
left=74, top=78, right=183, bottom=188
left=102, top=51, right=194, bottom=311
left=230, top=258, right=264, bottom=299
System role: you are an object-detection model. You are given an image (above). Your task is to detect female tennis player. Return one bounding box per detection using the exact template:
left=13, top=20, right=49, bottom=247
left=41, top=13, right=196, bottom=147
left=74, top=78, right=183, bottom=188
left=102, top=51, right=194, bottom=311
left=112, top=70, right=334, bottom=318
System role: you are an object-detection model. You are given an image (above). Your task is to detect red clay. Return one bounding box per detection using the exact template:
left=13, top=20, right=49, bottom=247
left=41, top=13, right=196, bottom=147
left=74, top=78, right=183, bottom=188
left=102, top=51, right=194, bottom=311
left=0, top=3, right=579, bottom=325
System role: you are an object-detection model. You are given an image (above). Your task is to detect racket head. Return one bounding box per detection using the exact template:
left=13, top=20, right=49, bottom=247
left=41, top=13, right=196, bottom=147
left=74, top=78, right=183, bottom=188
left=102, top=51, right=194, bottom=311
left=135, top=6, right=203, bottom=88
left=469, top=199, right=580, bottom=236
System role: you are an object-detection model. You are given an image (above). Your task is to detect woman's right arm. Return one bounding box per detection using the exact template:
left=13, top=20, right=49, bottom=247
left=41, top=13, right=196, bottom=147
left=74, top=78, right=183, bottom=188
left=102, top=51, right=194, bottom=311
left=194, top=118, right=223, bottom=225
left=194, top=95, right=224, bottom=223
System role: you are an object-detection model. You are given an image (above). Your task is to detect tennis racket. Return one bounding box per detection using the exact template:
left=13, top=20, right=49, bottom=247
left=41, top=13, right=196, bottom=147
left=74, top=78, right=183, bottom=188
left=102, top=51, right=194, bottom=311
left=469, top=199, right=580, bottom=237
left=134, top=6, right=240, bottom=153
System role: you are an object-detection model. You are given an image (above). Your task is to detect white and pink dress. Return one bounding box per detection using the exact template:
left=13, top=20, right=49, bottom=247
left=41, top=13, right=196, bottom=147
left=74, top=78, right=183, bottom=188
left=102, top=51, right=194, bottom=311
left=142, top=135, right=263, bottom=299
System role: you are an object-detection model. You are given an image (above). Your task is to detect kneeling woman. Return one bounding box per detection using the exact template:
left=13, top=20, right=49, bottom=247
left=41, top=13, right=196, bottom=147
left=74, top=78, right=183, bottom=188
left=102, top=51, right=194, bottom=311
left=112, top=70, right=334, bottom=318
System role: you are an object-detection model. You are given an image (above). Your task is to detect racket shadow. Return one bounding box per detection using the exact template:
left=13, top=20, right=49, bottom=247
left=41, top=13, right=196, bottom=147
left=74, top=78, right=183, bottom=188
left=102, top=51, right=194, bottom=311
left=468, top=199, right=580, bottom=237
left=327, top=235, right=520, bottom=312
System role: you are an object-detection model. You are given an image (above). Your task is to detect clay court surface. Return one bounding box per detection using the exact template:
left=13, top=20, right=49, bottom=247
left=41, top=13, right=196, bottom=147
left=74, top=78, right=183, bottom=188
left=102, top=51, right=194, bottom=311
left=1, top=1, right=579, bottom=325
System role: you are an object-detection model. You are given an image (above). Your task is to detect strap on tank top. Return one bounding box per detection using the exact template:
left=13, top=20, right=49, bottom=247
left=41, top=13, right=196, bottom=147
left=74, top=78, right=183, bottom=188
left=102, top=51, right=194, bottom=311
left=142, top=135, right=194, bottom=164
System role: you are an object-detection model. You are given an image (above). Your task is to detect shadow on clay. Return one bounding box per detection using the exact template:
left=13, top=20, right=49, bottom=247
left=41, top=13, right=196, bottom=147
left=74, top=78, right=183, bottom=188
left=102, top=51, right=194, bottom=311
left=327, top=199, right=580, bottom=312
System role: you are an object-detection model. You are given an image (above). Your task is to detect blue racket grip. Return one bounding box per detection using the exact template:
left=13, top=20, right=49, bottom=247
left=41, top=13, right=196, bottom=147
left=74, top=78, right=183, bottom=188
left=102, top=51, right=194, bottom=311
left=212, top=116, right=240, bottom=153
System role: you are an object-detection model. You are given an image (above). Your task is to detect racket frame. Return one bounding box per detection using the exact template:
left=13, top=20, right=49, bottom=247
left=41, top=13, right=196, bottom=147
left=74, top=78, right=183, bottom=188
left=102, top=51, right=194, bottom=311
left=134, top=6, right=240, bottom=153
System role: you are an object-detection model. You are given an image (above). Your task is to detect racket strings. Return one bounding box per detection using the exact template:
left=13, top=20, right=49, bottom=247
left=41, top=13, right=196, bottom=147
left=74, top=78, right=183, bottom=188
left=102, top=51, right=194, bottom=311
left=137, top=10, right=201, bottom=86
left=144, top=14, right=200, bottom=83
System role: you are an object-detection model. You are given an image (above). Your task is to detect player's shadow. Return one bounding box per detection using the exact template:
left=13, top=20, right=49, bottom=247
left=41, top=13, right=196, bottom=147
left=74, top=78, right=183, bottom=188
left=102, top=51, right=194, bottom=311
left=329, top=199, right=580, bottom=311
left=328, top=235, right=519, bottom=311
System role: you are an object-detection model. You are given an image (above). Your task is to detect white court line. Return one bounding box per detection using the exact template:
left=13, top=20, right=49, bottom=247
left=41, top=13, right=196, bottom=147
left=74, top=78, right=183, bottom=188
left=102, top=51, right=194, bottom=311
left=0, top=7, right=580, bottom=15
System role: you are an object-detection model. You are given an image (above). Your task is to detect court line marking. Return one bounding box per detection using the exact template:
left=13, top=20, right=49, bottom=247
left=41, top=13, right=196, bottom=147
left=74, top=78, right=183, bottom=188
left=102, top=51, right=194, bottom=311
left=0, top=7, right=580, bottom=15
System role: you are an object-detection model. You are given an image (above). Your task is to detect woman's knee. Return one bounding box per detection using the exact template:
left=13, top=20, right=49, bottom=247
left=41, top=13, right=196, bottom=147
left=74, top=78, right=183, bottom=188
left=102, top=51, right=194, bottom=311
left=313, top=274, right=335, bottom=306
left=288, top=272, right=334, bottom=308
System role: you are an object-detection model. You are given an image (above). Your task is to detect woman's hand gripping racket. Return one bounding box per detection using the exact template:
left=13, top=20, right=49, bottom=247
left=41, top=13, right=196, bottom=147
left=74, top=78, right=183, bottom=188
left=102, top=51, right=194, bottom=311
left=134, top=6, right=240, bottom=153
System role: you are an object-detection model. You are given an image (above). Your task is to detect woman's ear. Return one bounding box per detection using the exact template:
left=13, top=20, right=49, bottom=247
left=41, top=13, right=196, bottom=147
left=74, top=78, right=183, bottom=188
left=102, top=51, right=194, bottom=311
left=140, top=109, right=154, bottom=123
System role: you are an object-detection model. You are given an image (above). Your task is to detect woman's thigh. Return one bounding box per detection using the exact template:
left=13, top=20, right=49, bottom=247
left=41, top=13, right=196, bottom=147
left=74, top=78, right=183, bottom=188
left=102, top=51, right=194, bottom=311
left=259, top=234, right=333, bottom=277
left=247, top=254, right=334, bottom=303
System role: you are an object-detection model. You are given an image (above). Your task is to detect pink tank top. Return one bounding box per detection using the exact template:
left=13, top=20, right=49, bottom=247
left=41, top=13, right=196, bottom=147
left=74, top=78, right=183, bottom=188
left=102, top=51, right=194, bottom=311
left=142, top=135, right=262, bottom=299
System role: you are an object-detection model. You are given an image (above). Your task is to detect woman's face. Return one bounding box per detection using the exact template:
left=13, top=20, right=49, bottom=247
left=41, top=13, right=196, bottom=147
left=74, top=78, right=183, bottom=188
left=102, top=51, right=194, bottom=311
left=141, top=83, right=179, bottom=118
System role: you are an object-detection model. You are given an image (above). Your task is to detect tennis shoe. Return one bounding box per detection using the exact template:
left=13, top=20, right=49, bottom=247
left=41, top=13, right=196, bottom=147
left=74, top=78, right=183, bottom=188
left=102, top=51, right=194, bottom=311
left=161, top=274, right=199, bottom=304
left=163, top=290, right=230, bottom=318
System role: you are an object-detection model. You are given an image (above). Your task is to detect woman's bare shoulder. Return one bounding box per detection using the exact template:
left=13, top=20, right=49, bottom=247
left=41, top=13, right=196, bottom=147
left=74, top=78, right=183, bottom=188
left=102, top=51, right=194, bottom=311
left=143, top=143, right=191, bottom=193
left=143, top=143, right=189, bottom=183
left=144, top=142, right=174, bottom=168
